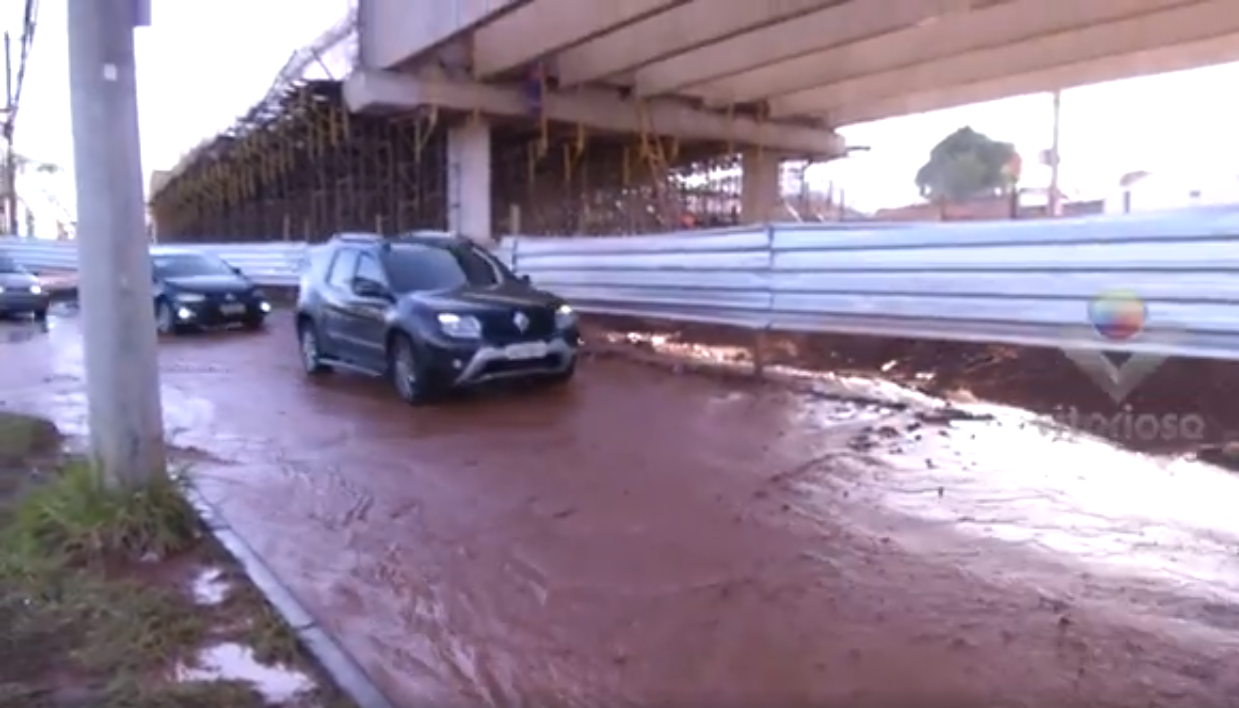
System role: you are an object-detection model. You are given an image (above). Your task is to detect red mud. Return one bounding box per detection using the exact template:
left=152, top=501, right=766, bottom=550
left=582, top=315, right=1239, bottom=463
left=2, top=312, right=1238, bottom=708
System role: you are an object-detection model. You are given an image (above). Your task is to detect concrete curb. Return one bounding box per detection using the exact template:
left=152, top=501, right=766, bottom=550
left=183, top=485, right=398, bottom=708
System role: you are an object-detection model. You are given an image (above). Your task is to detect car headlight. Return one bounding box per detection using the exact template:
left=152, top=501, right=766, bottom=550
left=437, top=312, right=482, bottom=338
left=0, top=286, right=6, bottom=294
left=175, top=292, right=206, bottom=303
left=554, top=303, right=578, bottom=329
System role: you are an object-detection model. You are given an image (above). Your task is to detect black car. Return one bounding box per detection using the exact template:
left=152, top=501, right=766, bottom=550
left=151, top=248, right=272, bottom=334
left=294, top=233, right=580, bottom=403
left=0, top=257, right=50, bottom=320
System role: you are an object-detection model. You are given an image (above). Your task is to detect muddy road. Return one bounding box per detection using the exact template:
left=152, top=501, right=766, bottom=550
left=2, top=312, right=1237, bottom=707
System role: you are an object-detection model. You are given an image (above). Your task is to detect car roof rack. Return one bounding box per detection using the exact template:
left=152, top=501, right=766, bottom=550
left=332, top=232, right=385, bottom=243
left=392, top=230, right=459, bottom=241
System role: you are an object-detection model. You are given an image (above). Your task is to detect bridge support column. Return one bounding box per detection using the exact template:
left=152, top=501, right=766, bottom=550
left=739, top=147, right=785, bottom=378
left=447, top=119, right=493, bottom=245
left=740, top=148, right=782, bottom=223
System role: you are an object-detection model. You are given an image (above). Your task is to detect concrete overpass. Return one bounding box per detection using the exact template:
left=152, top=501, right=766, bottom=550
left=341, top=0, right=1239, bottom=239
left=356, top=0, right=1239, bottom=125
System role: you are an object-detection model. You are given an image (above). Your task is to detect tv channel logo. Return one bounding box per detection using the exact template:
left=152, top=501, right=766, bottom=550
left=1060, top=290, right=1167, bottom=404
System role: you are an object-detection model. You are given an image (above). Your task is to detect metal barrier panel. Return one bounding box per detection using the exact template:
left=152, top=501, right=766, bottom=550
left=766, top=216, right=1239, bottom=357
left=0, top=239, right=311, bottom=286
left=2, top=211, right=1238, bottom=360
left=0, top=238, right=80, bottom=272
left=511, top=226, right=772, bottom=327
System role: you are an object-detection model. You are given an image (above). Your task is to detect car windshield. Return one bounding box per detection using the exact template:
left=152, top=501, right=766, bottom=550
left=383, top=243, right=511, bottom=293
left=0, top=258, right=28, bottom=274
left=152, top=253, right=235, bottom=278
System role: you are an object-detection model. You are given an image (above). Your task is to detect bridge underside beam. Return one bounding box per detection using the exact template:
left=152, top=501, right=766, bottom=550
left=768, top=0, right=1239, bottom=119
left=472, top=0, right=690, bottom=78
left=630, top=0, right=977, bottom=99
left=553, top=0, right=837, bottom=88
left=342, top=69, right=845, bottom=157
left=358, top=0, right=530, bottom=70
left=831, top=28, right=1239, bottom=126
left=688, top=0, right=1190, bottom=109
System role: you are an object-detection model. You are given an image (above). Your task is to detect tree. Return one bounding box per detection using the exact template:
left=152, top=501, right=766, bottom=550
left=914, top=127, right=1018, bottom=203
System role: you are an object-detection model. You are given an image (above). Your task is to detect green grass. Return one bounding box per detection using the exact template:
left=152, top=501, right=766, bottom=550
left=0, top=411, right=354, bottom=708
left=4, top=460, right=200, bottom=564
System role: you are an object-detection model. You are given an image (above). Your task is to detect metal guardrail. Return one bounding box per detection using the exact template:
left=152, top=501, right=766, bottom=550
left=0, top=238, right=305, bottom=286
left=3, top=210, right=1238, bottom=360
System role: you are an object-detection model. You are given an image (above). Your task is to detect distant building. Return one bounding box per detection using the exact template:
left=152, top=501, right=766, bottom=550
left=874, top=188, right=1102, bottom=222
left=1103, top=170, right=1239, bottom=214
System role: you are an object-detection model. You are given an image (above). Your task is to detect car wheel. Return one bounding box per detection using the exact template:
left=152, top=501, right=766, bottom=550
left=389, top=333, right=435, bottom=405
left=243, top=315, right=265, bottom=331
left=32, top=308, right=47, bottom=321
left=155, top=299, right=178, bottom=336
left=298, top=320, right=332, bottom=375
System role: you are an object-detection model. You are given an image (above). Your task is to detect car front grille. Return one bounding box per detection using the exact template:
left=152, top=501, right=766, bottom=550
left=480, top=309, right=555, bottom=342
left=202, top=292, right=250, bottom=305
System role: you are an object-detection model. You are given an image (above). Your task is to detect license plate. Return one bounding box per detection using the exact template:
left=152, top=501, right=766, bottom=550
left=219, top=303, right=246, bottom=316
left=503, top=342, right=547, bottom=360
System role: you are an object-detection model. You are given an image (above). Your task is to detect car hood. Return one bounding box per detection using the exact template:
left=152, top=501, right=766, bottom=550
left=409, top=282, right=559, bottom=312
left=163, top=275, right=253, bottom=293
left=0, top=272, right=38, bottom=288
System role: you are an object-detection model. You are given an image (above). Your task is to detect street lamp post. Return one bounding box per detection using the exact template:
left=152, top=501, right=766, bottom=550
left=1048, top=88, right=1063, bottom=217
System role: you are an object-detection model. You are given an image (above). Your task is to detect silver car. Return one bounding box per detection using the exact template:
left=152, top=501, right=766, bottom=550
left=0, top=257, right=51, bottom=320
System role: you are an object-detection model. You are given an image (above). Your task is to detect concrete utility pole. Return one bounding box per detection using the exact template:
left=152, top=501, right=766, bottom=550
left=66, top=0, right=165, bottom=485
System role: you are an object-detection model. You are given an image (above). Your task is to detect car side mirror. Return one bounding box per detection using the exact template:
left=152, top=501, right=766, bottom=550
left=230, top=265, right=243, bottom=275
left=519, top=274, right=531, bottom=285
left=351, top=277, right=388, bottom=299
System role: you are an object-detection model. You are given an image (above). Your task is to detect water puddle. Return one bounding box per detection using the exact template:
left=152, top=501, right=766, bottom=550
left=175, top=642, right=315, bottom=703
left=788, top=396, right=1239, bottom=630
left=190, top=567, right=230, bottom=606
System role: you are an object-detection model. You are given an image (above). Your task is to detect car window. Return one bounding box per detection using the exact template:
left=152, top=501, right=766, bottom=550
left=355, top=253, right=385, bottom=284
left=153, top=253, right=235, bottom=278
left=326, top=249, right=359, bottom=289
left=0, top=258, right=27, bottom=274
left=383, top=244, right=511, bottom=293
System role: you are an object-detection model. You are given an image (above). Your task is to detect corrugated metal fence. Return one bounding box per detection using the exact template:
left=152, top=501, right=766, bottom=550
left=3, top=209, right=1238, bottom=359
left=0, top=239, right=305, bottom=286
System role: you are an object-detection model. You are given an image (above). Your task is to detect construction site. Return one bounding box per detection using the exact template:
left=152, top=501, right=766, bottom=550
left=146, top=17, right=835, bottom=244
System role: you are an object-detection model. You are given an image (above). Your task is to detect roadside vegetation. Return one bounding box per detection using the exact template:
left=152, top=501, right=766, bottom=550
left=0, top=411, right=355, bottom=708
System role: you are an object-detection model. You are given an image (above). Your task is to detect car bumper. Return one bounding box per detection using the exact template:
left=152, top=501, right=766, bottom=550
left=172, top=299, right=271, bottom=327
left=423, top=331, right=580, bottom=386
left=0, top=291, right=51, bottom=313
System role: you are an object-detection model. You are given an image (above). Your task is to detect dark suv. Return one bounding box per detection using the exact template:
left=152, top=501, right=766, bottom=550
left=151, top=247, right=272, bottom=334
left=294, top=233, right=580, bottom=403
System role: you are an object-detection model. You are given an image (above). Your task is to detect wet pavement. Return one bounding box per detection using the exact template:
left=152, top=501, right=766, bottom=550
left=2, top=312, right=1238, bottom=707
